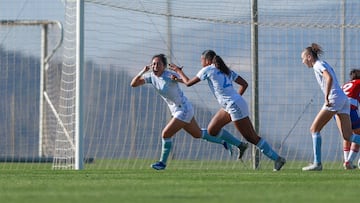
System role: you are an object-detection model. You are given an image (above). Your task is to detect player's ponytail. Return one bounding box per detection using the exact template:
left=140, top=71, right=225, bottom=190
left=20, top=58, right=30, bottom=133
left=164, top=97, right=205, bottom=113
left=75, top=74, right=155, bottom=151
left=213, top=55, right=231, bottom=76
left=202, top=50, right=231, bottom=76
left=304, top=43, right=323, bottom=60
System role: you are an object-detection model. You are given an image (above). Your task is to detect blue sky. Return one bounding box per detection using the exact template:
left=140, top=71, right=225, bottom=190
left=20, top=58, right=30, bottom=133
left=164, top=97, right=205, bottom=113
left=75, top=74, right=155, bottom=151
left=0, top=0, right=64, bottom=19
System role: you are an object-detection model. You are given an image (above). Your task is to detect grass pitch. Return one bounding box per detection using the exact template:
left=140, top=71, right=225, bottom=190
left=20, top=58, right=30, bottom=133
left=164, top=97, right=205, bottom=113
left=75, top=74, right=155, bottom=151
left=0, top=160, right=358, bottom=203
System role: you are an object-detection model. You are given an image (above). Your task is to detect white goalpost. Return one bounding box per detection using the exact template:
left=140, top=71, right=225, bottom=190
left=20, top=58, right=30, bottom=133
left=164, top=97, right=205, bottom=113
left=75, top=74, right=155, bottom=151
left=0, top=1, right=84, bottom=170
left=52, top=0, right=84, bottom=170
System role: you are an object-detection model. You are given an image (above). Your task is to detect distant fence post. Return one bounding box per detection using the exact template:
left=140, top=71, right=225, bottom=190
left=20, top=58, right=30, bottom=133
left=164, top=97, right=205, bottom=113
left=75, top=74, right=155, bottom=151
left=251, top=0, right=260, bottom=169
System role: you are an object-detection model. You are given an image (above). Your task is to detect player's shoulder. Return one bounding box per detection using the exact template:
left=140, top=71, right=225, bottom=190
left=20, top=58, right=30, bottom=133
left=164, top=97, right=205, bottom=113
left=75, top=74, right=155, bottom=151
left=197, top=65, right=213, bottom=74
left=352, top=79, right=360, bottom=86
left=312, top=61, right=323, bottom=70
left=316, top=60, right=333, bottom=70
left=204, top=64, right=216, bottom=71
left=353, top=79, right=360, bottom=83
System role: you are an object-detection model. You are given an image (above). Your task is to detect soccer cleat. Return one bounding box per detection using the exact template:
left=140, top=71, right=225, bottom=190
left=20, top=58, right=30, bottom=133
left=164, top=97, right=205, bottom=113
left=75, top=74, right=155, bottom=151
left=237, top=142, right=249, bottom=159
left=343, top=161, right=356, bottom=170
left=273, top=156, right=286, bottom=171
left=151, top=161, right=166, bottom=170
left=302, top=163, right=322, bottom=171
left=223, top=141, right=233, bottom=156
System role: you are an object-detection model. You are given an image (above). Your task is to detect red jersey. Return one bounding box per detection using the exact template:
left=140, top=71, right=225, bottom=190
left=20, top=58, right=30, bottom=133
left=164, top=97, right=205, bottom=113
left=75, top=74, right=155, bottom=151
left=342, top=79, right=360, bottom=110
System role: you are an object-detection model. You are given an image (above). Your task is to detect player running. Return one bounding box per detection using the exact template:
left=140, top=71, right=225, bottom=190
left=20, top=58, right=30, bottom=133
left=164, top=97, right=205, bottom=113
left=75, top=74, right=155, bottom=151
left=130, top=54, right=248, bottom=170
left=169, top=50, right=286, bottom=171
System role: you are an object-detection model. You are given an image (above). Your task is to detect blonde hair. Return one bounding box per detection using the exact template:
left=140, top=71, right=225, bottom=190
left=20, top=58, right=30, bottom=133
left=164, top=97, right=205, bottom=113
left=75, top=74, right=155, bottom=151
left=303, top=43, right=323, bottom=60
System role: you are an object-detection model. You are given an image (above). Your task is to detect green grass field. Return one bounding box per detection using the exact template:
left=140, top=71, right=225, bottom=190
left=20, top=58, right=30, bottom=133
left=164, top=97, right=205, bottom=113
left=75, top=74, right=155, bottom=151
left=0, top=160, right=358, bottom=203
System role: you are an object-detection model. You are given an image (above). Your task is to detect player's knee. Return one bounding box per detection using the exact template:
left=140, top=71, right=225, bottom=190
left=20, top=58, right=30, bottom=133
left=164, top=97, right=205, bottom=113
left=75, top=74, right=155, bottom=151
left=207, top=128, right=220, bottom=136
left=342, top=133, right=353, bottom=142
left=161, top=130, right=172, bottom=139
left=309, top=126, right=317, bottom=134
left=190, top=130, right=202, bottom=139
left=243, top=134, right=260, bottom=145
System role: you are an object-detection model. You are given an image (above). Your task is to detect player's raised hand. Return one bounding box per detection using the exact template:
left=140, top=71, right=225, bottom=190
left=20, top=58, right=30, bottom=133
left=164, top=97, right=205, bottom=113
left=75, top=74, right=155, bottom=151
left=168, top=63, right=182, bottom=73
left=143, top=64, right=151, bottom=72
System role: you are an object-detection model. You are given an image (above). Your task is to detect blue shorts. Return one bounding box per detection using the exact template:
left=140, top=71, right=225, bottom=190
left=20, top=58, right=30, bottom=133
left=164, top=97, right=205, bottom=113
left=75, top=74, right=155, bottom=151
left=350, top=109, right=360, bottom=129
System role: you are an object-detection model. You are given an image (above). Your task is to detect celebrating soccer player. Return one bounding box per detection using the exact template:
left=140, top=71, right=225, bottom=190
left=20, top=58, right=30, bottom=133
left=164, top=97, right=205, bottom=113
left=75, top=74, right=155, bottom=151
left=130, top=54, right=248, bottom=170
left=169, top=50, right=286, bottom=171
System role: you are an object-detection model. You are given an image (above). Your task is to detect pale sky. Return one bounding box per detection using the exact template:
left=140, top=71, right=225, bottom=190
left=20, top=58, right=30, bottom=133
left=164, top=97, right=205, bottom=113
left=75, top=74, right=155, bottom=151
left=0, top=0, right=64, bottom=20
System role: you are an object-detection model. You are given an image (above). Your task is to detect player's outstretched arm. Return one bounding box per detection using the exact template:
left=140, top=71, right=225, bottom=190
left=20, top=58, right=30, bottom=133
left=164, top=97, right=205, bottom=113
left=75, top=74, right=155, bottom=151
left=130, top=65, right=149, bottom=87
left=169, top=63, right=200, bottom=87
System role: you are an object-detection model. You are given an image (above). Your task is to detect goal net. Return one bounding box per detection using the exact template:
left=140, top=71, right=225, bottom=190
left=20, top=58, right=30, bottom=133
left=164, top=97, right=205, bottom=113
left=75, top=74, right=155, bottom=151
left=1, top=0, right=360, bottom=170
left=0, top=19, right=63, bottom=167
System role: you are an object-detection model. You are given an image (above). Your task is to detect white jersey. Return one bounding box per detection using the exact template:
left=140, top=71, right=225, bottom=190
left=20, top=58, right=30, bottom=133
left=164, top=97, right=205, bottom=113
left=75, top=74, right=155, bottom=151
left=313, top=60, right=347, bottom=100
left=143, top=70, right=193, bottom=122
left=196, top=64, right=241, bottom=108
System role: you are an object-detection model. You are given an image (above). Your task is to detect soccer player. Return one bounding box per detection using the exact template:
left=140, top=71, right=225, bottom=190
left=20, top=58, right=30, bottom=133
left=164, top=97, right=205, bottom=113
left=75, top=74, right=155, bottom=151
left=341, top=69, right=360, bottom=169
left=130, top=54, right=248, bottom=170
left=300, top=43, right=360, bottom=171
left=169, top=50, right=286, bottom=171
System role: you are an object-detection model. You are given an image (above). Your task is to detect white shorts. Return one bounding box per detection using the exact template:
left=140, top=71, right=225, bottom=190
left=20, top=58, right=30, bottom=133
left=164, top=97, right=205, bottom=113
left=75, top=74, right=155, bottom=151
left=322, top=96, right=350, bottom=115
left=225, top=97, right=249, bottom=121
left=171, top=102, right=194, bottom=123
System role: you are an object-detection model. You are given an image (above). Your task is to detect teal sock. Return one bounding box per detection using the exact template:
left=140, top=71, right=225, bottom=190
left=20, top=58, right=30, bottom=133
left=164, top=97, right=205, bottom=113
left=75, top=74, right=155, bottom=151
left=201, top=128, right=224, bottom=145
left=217, top=129, right=242, bottom=146
left=159, top=138, right=172, bottom=164
left=257, top=138, right=279, bottom=161
left=312, top=132, right=321, bottom=164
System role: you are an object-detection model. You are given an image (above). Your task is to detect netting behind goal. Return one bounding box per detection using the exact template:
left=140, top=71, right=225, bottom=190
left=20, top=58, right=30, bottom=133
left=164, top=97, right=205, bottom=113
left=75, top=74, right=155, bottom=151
left=0, top=19, right=63, bottom=168
left=1, top=0, right=360, bottom=170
